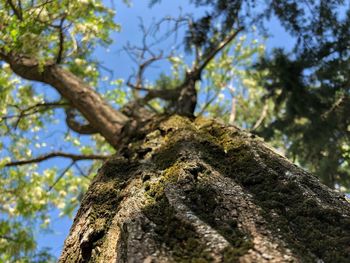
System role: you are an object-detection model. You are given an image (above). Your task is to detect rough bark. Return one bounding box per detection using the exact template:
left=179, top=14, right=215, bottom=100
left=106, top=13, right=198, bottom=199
left=59, top=115, right=350, bottom=263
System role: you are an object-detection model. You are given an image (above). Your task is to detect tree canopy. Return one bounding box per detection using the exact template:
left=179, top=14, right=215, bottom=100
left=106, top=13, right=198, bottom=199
left=0, top=0, right=349, bottom=261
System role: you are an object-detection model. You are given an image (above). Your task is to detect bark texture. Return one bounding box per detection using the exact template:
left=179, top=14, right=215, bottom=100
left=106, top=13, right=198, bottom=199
left=1, top=54, right=128, bottom=147
left=59, top=115, right=350, bottom=263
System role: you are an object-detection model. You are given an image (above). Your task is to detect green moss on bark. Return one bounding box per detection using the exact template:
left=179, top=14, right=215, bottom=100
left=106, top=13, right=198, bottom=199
left=143, top=188, right=213, bottom=262
left=184, top=183, right=253, bottom=262
left=140, top=118, right=254, bottom=262
left=153, top=115, right=350, bottom=262
left=195, top=119, right=350, bottom=262
left=72, top=115, right=350, bottom=262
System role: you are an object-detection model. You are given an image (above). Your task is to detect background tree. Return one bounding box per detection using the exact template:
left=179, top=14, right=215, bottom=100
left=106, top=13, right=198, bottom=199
left=0, top=0, right=350, bottom=261
left=171, top=0, right=350, bottom=190
left=255, top=0, right=350, bottom=189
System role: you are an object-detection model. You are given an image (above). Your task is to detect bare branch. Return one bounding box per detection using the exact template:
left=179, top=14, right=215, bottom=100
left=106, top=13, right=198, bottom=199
left=123, top=24, right=166, bottom=99
left=5, top=152, right=109, bottom=167
left=123, top=16, right=191, bottom=103
left=122, top=15, right=202, bottom=116
left=126, top=52, right=164, bottom=96
left=152, top=12, right=194, bottom=46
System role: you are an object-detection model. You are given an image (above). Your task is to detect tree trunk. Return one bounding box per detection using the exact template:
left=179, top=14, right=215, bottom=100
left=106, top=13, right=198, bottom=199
left=59, top=115, right=350, bottom=263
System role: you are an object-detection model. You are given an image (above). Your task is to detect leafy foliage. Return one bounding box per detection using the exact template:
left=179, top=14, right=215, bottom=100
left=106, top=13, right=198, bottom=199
left=0, top=0, right=120, bottom=260
left=197, top=33, right=271, bottom=130
left=1, top=0, right=349, bottom=261
left=185, top=0, right=350, bottom=189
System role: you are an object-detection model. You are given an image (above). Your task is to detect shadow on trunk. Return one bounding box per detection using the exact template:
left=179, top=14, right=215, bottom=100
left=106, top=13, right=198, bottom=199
left=59, top=115, right=350, bottom=263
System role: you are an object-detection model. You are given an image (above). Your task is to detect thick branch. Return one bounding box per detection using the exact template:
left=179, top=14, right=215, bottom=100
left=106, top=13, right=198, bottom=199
left=143, top=88, right=179, bottom=102
left=65, top=108, right=98, bottom=135
left=171, top=27, right=244, bottom=117
left=0, top=52, right=129, bottom=148
left=5, top=152, right=109, bottom=167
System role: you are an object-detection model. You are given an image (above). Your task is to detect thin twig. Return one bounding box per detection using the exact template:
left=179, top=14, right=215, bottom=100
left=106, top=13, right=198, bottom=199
left=196, top=27, right=244, bottom=76
left=198, top=89, right=221, bottom=116
left=5, top=152, right=109, bottom=167
left=1, top=101, right=68, bottom=128
left=74, top=162, right=91, bottom=179
left=56, top=15, right=66, bottom=64
left=48, top=161, right=74, bottom=192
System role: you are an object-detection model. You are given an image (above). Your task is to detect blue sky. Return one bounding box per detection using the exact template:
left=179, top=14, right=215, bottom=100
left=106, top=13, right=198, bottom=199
left=36, top=0, right=295, bottom=258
